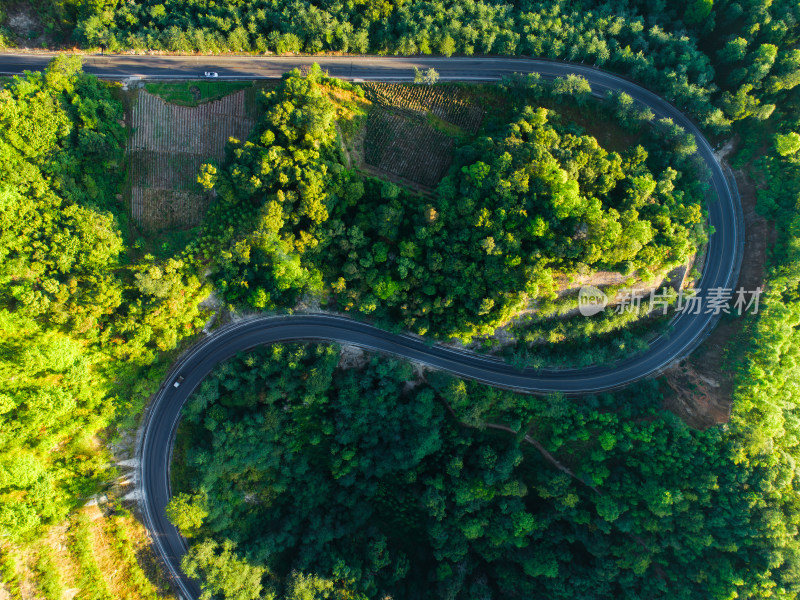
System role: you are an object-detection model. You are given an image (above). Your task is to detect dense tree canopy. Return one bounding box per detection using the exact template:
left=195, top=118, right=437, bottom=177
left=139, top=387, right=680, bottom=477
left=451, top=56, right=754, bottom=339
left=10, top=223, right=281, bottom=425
left=0, top=0, right=799, bottom=595
left=206, top=67, right=705, bottom=341
left=0, top=57, right=211, bottom=541
left=172, top=343, right=800, bottom=599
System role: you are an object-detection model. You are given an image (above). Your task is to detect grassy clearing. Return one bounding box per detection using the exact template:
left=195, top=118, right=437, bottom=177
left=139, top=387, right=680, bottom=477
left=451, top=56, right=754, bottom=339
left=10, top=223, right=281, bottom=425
left=83, top=505, right=178, bottom=599
left=33, top=548, right=64, bottom=600
left=0, top=507, right=176, bottom=600
left=325, top=85, right=369, bottom=152
left=426, top=112, right=469, bottom=140
left=71, top=512, right=114, bottom=600
left=144, top=80, right=253, bottom=106
left=0, top=550, right=22, bottom=600
left=90, top=508, right=167, bottom=600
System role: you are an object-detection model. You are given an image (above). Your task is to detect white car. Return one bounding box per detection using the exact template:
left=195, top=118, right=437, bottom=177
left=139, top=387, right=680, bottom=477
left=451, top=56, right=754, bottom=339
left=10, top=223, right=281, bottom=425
left=173, top=375, right=185, bottom=388
left=204, top=71, right=219, bottom=78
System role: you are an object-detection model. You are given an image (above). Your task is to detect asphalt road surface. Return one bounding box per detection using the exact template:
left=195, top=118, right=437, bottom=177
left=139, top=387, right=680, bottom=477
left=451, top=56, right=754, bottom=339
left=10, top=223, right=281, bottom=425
left=0, top=54, right=743, bottom=599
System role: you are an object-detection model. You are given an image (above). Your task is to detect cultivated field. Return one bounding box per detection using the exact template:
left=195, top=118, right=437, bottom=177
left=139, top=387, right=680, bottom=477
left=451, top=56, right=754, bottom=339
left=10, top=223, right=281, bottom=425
left=362, top=83, right=485, bottom=133
left=364, top=109, right=455, bottom=187
left=354, top=83, right=486, bottom=189
left=128, top=86, right=258, bottom=230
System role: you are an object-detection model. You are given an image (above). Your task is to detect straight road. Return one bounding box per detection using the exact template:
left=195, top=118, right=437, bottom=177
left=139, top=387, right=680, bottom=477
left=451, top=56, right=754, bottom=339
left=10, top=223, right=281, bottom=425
left=0, top=54, right=743, bottom=599
left=0, top=53, right=716, bottom=84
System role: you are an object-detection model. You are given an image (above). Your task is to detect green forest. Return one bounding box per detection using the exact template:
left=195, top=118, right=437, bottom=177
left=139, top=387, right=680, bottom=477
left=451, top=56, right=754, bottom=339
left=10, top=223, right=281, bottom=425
left=170, top=343, right=800, bottom=599
left=1, top=0, right=800, bottom=598
left=0, top=56, right=208, bottom=542
left=202, top=66, right=704, bottom=341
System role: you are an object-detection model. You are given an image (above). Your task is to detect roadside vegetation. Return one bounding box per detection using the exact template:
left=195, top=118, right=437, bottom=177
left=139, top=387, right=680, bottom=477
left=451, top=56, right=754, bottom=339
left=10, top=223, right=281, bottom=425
left=722, top=84, right=800, bottom=581
left=0, top=505, right=176, bottom=600
left=38, top=0, right=796, bottom=135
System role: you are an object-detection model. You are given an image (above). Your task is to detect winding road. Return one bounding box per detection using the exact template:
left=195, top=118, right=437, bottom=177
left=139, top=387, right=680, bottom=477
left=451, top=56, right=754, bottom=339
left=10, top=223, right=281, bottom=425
left=0, top=54, right=743, bottom=599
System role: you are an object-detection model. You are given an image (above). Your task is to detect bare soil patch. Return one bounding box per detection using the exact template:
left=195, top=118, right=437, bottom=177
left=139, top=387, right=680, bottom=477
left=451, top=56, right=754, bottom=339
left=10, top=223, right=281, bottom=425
left=2, top=3, right=43, bottom=47
left=339, top=344, right=369, bottom=370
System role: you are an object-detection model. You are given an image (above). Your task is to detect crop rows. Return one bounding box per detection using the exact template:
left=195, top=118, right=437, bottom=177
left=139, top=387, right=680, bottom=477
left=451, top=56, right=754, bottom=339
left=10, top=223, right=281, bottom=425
left=130, top=150, right=210, bottom=230
left=128, top=89, right=257, bottom=230
left=362, top=83, right=484, bottom=133
left=129, top=89, right=256, bottom=155
left=131, top=188, right=211, bottom=231
left=365, top=109, right=455, bottom=188
left=130, top=150, right=207, bottom=191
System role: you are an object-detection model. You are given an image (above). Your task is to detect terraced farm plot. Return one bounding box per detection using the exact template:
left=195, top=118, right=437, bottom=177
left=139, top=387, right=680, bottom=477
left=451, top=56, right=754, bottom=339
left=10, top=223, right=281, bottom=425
left=128, top=87, right=258, bottom=230
left=362, top=83, right=485, bottom=133
left=364, top=109, right=455, bottom=188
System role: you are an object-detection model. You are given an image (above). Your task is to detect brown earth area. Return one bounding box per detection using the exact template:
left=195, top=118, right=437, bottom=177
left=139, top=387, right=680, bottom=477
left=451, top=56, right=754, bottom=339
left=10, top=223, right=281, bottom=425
left=663, top=164, right=775, bottom=429
left=1, top=3, right=50, bottom=48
